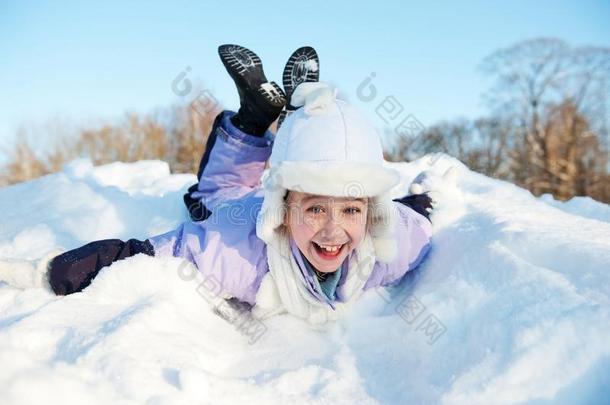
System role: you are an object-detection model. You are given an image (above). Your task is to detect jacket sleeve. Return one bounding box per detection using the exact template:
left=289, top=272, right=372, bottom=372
left=148, top=195, right=268, bottom=305
left=364, top=200, right=433, bottom=289
left=189, top=111, right=273, bottom=213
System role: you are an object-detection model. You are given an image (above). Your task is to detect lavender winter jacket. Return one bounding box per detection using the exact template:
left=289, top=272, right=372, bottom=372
left=149, top=112, right=432, bottom=306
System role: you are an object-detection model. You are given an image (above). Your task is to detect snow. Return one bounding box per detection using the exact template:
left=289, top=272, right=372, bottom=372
left=305, top=59, right=319, bottom=72
left=260, top=82, right=283, bottom=99
left=539, top=193, right=610, bottom=224
left=1, top=155, right=609, bottom=404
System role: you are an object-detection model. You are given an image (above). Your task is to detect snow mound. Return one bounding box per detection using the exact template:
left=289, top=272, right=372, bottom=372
left=539, top=193, right=610, bottom=224
left=0, top=156, right=609, bottom=404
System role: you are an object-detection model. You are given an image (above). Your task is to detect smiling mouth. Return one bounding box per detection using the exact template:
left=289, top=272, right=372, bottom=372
left=312, top=241, right=346, bottom=260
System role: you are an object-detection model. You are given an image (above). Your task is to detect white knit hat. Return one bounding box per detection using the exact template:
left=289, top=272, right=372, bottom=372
left=255, top=82, right=401, bottom=263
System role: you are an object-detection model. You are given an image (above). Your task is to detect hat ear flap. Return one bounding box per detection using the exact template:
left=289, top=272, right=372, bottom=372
left=256, top=175, right=287, bottom=244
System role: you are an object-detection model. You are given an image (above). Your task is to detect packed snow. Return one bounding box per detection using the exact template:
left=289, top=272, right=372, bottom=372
left=305, top=59, right=319, bottom=72
left=0, top=155, right=609, bottom=404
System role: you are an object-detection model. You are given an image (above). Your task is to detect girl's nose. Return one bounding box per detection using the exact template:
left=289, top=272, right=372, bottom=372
left=319, top=216, right=344, bottom=239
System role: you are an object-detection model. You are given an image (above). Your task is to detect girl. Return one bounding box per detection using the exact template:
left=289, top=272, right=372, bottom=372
left=48, top=45, right=433, bottom=324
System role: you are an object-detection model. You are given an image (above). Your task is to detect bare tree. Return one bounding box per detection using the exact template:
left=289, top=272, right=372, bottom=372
left=480, top=38, right=610, bottom=200
left=0, top=100, right=221, bottom=186
left=385, top=117, right=511, bottom=180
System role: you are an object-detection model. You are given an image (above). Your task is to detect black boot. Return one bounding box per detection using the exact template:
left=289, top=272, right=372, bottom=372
left=278, top=46, right=320, bottom=128
left=218, top=44, right=286, bottom=136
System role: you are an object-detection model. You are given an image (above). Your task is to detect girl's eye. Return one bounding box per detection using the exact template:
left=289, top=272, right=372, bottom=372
left=307, top=206, right=324, bottom=214
left=307, top=206, right=361, bottom=214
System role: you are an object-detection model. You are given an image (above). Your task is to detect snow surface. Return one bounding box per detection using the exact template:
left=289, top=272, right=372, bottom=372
left=305, top=59, right=319, bottom=72
left=0, top=155, right=609, bottom=404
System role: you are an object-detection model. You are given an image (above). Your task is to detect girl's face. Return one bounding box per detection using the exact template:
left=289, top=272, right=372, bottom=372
left=283, top=191, right=369, bottom=273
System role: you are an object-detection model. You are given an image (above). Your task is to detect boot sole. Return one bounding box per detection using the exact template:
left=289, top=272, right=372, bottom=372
left=219, top=44, right=286, bottom=106
left=218, top=44, right=266, bottom=90
left=282, top=46, right=319, bottom=99
left=278, top=46, right=320, bottom=128
left=259, top=82, right=286, bottom=108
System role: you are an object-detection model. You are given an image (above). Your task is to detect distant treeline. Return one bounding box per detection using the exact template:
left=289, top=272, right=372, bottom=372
left=1, top=103, right=221, bottom=186
left=384, top=38, right=610, bottom=203
left=2, top=38, right=609, bottom=203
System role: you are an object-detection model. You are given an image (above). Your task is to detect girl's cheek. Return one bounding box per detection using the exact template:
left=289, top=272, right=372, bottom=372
left=289, top=215, right=314, bottom=239
left=302, top=215, right=320, bottom=232
left=301, top=221, right=318, bottom=239
left=351, top=215, right=368, bottom=240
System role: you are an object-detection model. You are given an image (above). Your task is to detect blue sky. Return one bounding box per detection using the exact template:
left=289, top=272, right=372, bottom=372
left=1, top=0, right=609, bottom=156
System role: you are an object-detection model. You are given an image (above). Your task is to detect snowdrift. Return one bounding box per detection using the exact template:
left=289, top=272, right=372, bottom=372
left=1, top=156, right=609, bottom=404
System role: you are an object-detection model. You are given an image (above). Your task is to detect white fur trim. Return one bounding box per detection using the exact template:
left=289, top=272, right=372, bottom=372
left=252, top=228, right=377, bottom=324
left=251, top=273, right=285, bottom=319
left=274, top=160, right=400, bottom=198
left=255, top=178, right=399, bottom=264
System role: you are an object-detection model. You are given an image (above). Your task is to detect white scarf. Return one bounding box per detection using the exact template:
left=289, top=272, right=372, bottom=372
left=252, top=228, right=377, bottom=324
